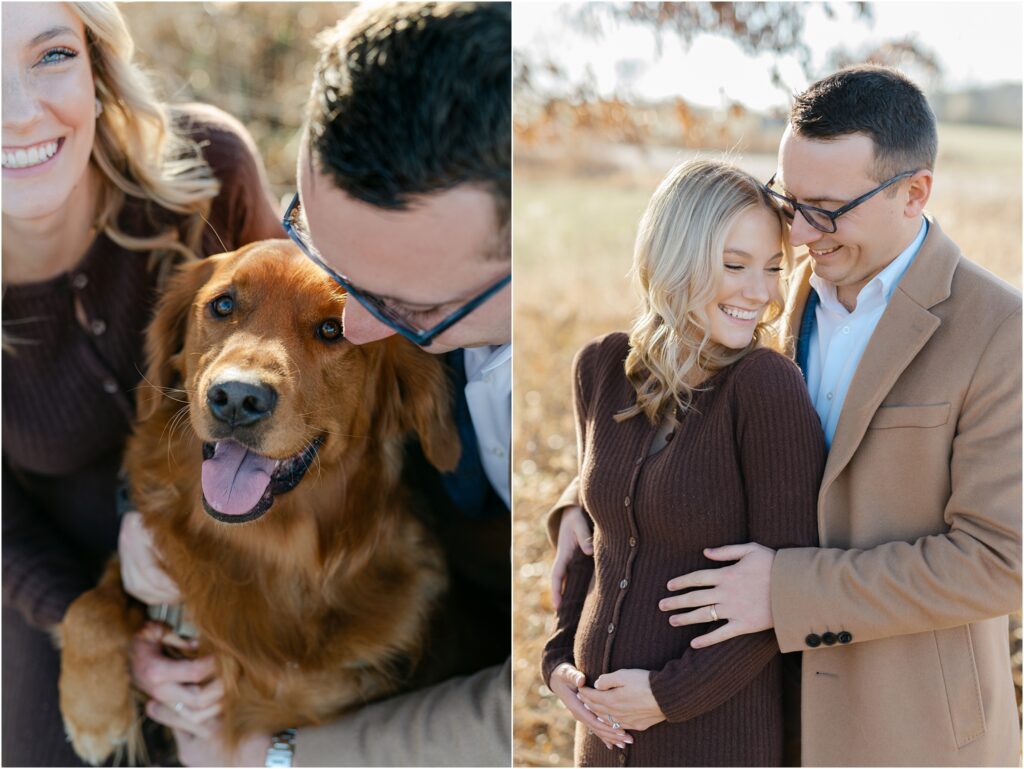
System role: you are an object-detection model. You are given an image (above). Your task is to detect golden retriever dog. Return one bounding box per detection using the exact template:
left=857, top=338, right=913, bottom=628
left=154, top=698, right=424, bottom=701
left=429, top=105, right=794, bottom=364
left=58, top=240, right=460, bottom=764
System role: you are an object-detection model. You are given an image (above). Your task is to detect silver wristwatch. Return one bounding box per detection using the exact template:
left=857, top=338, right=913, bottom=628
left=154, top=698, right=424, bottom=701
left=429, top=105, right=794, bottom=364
left=265, top=728, right=297, bottom=768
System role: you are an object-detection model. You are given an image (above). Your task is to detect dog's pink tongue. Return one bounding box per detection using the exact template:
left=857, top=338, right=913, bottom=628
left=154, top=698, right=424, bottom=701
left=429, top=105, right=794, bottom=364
left=201, top=440, right=276, bottom=516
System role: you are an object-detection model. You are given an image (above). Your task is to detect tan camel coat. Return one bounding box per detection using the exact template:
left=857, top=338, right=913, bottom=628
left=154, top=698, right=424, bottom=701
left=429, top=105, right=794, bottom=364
left=772, top=217, right=1022, bottom=766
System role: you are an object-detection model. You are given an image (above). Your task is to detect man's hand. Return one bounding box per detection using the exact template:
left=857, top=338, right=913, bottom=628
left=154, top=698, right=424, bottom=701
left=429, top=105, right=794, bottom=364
left=548, top=663, right=632, bottom=750
left=550, top=505, right=593, bottom=609
left=577, top=669, right=665, bottom=732
left=130, top=623, right=224, bottom=738
left=659, top=543, right=776, bottom=648
left=119, top=511, right=182, bottom=605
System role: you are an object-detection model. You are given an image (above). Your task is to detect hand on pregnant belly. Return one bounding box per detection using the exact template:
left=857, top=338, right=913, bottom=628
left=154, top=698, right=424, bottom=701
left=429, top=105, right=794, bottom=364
left=549, top=663, right=633, bottom=749
left=578, top=669, right=666, bottom=732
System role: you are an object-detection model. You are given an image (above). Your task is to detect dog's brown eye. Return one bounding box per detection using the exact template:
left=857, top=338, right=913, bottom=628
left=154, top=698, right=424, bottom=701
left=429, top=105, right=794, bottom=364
left=317, top=319, right=343, bottom=342
left=211, top=295, right=234, bottom=318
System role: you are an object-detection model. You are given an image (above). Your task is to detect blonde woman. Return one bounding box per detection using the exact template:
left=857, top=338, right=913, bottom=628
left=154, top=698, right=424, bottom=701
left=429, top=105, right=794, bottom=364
left=542, top=159, right=824, bottom=766
left=1, top=3, right=282, bottom=764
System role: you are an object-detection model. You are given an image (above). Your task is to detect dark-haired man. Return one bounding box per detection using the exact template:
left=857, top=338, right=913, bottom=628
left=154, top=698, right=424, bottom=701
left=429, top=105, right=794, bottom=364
left=278, top=4, right=512, bottom=765
left=127, top=3, right=511, bottom=766
left=553, top=66, right=1021, bottom=765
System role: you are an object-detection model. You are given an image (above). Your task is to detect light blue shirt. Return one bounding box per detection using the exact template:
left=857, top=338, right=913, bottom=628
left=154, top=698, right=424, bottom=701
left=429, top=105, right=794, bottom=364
left=806, top=219, right=929, bottom=447
left=463, top=343, right=511, bottom=509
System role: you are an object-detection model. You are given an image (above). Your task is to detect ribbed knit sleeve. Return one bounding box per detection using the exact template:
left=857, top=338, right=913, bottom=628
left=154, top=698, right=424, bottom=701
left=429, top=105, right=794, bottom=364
left=648, top=350, right=823, bottom=723
left=2, top=461, right=96, bottom=629
left=541, top=341, right=599, bottom=685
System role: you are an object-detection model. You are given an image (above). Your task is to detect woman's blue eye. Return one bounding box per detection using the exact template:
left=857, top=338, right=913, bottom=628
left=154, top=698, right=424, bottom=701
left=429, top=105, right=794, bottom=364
left=210, top=295, right=234, bottom=317
left=39, top=47, right=77, bottom=65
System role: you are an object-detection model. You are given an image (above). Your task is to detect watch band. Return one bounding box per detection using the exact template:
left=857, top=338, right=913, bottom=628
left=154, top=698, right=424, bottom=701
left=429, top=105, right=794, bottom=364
left=265, top=728, right=297, bottom=768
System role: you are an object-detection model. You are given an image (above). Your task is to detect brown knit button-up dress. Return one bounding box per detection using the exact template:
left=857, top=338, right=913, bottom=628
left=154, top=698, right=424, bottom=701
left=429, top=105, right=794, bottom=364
left=2, top=105, right=284, bottom=767
left=543, top=333, right=824, bottom=767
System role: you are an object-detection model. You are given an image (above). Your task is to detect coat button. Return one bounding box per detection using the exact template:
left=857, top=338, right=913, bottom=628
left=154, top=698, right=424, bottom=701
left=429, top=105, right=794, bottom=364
left=619, top=579, right=628, bottom=589
left=72, top=273, right=89, bottom=290
left=624, top=496, right=630, bottom=507
left=805, top=633, right=822, bottom=648
left=607, top=623, right=615, bottom=634
left=91, top=318, right=107, bottom=336
left=102, top=378, right=119, bottom=394
left=628, top=537, right=637, bottom=547
left=838, top=631, right=853, bottom=644
left=822, top=632, right=838, bottom=646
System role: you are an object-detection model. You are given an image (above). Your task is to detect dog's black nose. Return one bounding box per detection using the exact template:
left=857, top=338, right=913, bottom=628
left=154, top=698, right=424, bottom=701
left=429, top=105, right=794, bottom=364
left=207, top=381, right=277, bottom=426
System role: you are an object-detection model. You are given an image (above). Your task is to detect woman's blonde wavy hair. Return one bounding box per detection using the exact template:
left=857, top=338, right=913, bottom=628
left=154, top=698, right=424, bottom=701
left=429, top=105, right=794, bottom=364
left=616, top=158, right=792, bottom=427
left=70, top=1, right=220, bottom=277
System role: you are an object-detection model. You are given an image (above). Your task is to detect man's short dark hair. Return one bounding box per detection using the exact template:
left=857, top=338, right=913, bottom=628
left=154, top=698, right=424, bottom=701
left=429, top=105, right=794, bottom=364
left=790, top=65, right=938, bottom=181
left=307, top=2, right=511, bottom=225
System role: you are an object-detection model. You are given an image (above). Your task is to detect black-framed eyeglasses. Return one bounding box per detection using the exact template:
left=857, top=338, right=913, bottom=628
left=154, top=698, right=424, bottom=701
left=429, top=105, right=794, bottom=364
left=765, top=170, right=918, bottom=234
left=283, top=192, right=510, bottom=347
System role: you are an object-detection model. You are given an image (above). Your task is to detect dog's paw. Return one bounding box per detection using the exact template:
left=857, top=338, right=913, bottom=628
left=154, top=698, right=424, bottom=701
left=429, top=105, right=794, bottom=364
left=58, top=584, right=142, bottom=766
left=62, top=711, right=134, bottom=767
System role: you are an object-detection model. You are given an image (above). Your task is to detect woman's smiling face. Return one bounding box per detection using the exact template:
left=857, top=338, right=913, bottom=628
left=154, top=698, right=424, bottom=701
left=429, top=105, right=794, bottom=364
left=2, top=3, right=97, bottom=220
left=704, top=205, right=785, bottom=350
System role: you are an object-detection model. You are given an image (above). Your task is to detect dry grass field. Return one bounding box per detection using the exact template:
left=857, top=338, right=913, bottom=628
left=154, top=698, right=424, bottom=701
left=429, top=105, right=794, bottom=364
left=512, top=124, right=1022, bottom=766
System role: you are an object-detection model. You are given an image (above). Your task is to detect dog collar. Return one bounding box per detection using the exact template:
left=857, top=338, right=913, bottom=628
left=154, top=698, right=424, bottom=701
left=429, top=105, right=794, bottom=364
left=147, top=603, right=200, bottom=640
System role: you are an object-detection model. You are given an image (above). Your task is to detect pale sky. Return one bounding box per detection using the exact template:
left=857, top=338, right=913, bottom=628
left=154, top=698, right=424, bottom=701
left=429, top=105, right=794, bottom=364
left=514, top=2, right=1024, bottom=112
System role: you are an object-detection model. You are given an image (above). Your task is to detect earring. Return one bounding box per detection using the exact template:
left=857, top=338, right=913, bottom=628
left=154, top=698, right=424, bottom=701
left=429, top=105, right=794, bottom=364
left=95, top=97, right=103, bottom=118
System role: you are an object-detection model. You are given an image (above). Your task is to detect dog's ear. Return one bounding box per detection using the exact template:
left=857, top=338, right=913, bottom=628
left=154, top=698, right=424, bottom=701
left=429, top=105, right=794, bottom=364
left=137, top=258, right=216, bottom=423
left=375, top=339, right=461, bottom=473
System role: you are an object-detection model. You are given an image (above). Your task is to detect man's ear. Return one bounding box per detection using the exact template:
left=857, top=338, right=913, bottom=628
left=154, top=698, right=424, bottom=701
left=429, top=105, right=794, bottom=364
left=137, top=258, right=217, bottom=423
left=904, top=169, right=933, bottom=218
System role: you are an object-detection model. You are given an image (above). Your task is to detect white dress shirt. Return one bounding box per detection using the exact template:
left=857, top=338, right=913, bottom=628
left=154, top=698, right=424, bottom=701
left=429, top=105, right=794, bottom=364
left=806, top=219, right=928, bottom=448
left=462, top=343, right=511, bottom=509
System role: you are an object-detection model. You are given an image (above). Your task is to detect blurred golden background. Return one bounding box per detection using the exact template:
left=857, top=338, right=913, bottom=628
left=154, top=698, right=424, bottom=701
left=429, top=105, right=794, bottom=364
left=121, top=2, right=356, bottom=208
left=512, top=3, right=1022, bottom=765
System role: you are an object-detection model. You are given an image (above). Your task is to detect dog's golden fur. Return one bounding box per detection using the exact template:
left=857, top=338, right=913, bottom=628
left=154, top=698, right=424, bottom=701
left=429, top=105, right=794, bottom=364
left=59, top=240, right=459, bottom=764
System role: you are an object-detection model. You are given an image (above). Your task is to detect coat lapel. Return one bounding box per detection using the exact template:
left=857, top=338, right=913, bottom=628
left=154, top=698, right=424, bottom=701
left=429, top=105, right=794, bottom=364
left=819, top=217, right=960, bottom=497
left=784, top=257, right=814, bottom=359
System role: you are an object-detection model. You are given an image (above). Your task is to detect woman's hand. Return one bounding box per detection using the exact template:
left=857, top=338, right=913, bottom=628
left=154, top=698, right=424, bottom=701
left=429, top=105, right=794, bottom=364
left=577, top=669, right=666, bottom=732
left=549, top=663, right=632, bottom=750
left=550, top=506, right=593, bottom=609
left=119, top=511, right=182, bottom=605
left=130, top=623, right=224, bottom=738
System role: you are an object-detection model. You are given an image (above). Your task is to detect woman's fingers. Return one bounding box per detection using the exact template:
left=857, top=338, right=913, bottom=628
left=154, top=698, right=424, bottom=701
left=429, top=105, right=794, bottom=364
left=548, top=666, right=631, bottom=747
left=146, top=699, right=222, bottom=738
left=151, top=678, right=225, bottom=714
left=577, top=684, right=619, bottom=712
left=130, top=625, right=218, bottom=698
left=119, top=512, right=182, bottom=604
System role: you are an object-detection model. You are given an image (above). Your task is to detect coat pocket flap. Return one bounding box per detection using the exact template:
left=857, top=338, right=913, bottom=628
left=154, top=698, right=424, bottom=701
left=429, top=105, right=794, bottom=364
left=934, top=625, right=986, bottom=747
left=869, top=402, right=951, bottom=430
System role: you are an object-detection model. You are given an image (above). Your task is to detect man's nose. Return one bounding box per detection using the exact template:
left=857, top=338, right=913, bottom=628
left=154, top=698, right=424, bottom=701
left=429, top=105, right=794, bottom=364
left=788, top=211, right=824, bottom=249
left=342, top=299, right=397, bottom=345
left=2, top=70, right=45, bottom=131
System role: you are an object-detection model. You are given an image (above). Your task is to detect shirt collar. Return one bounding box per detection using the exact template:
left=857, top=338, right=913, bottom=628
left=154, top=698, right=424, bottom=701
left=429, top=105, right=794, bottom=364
left=809, top=217, right=929, bottom=314
left=462, top=343, right=511, bottom=380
